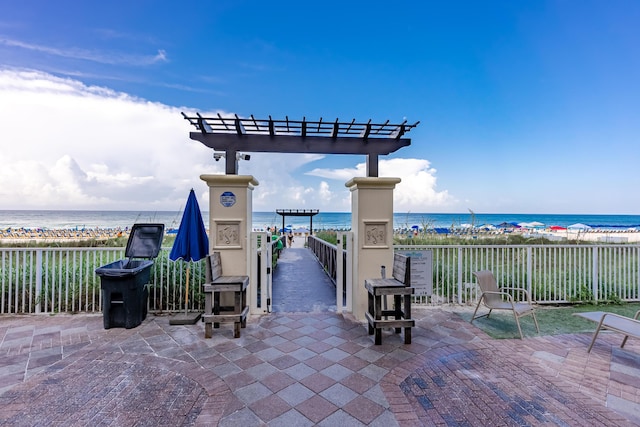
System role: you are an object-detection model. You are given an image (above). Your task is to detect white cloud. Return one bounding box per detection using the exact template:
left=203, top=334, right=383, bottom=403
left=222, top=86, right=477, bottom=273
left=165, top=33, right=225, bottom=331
left=0, top=69, right=219, bottom=209
left=0, top=68, right=455, bottom=213
left=0, top=69, right=348, bottom=211
left=307, top=158, right=456, bottom=211
left=0, top=37, right=168, bottom=65
left=153, top=49, right=168, bottom=63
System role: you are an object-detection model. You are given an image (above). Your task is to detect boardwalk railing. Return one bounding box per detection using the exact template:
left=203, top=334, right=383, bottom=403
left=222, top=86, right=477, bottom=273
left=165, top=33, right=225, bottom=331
left=307, top=234, right=352, bottom=312
left=2, top=243, right=639, bottom=314
left=307, top=235, right=342, bottom=284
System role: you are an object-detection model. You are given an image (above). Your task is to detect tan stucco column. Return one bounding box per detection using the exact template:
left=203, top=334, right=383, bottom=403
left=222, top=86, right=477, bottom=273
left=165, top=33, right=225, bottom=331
left=200, top=175, right=258, bottom=276
left=346, top=177, right=401, bottom=321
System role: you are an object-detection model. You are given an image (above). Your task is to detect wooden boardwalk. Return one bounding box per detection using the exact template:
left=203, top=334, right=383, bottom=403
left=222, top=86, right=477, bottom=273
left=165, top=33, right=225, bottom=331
left=271, top=241, right=337, bottom=313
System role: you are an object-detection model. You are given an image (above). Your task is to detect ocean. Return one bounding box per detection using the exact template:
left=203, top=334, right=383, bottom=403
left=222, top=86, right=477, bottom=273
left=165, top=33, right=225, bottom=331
left=1, top=210, right=639, bottom=231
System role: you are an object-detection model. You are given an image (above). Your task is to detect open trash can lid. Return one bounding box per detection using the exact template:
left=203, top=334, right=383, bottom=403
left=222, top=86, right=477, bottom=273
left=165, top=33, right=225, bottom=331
left=125, top=223, right=165, bottom=259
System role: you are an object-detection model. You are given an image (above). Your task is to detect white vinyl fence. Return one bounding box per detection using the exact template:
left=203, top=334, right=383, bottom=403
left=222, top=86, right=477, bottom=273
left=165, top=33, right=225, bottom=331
left=396, top=245, right=640, bottom=305
left=1, top=244, right=639, bottom=314
left=0, top=247, right=207, bottom=315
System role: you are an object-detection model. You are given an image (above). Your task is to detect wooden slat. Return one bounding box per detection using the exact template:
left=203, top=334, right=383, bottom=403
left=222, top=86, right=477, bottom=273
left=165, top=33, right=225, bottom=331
left=206, top=252, right=223, bottom=282
left=392, top=253, right=410, bottom=285
left=359, top=120, right=372, bottom=139
left=268, top=116, right=275, bottom=135
left=331, top=119, right=339, bottom=138
left=234, top=114, right=246, bottom=134
left=365, top=312, right=414, bottom=329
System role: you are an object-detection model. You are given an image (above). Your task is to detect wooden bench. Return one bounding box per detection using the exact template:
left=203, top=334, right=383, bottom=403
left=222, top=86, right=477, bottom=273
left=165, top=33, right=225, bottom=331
left=573, top=310, right=640, bottom=353
left=202, top=252, right=249, bottom=339
left=364, top=253, right=414, bottom=345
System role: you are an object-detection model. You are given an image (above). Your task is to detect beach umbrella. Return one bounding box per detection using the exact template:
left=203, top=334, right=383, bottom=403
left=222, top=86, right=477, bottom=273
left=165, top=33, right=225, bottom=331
left=568, top=223, right=591, bottom=230
left=169, top=189, right=209, bottom=325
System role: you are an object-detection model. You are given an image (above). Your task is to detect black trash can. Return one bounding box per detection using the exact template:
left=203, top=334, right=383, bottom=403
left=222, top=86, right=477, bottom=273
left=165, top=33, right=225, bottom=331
left=96, top=223, right=164, bottom=329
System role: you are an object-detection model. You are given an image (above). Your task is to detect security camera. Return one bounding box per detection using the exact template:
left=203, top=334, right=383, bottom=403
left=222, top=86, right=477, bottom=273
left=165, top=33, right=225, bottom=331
left=237, top=153, right=251, bottom=161
left=213, top=152, right=224, bottom=161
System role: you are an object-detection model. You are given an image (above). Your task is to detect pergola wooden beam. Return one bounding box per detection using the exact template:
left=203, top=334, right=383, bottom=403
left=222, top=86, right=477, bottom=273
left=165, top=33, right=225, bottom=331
left=183, top=114, right=419, bottom=175
left=189, top=132, right=411, bottom=155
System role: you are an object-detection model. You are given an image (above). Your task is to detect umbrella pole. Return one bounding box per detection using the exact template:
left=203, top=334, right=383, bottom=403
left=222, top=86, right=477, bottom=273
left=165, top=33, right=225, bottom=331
left=185, top=263, right=190, bottom=315
left=170, top=261, right=200, bottom=325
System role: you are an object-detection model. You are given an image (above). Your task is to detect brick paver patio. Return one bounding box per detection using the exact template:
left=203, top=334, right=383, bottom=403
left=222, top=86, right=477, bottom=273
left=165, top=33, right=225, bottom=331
left=1, top=244, right=639, bottom=425
left=1, top=308, right=639, bottom=426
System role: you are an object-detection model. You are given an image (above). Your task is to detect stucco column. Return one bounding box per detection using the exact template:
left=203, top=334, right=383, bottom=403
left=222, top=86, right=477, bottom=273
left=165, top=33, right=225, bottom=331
left=346, top=177, right=401, bottom=321
left=200, top=175, right=258, bottom=276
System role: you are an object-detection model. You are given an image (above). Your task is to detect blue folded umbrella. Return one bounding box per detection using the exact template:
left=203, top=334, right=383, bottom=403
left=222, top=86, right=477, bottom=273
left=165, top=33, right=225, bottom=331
left=170, top=189, right=209, bottom=262
left=169, top=189, right=209, bottom=317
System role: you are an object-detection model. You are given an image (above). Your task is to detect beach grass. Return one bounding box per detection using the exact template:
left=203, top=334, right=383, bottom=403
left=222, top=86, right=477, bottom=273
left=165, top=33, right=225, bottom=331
left=314, top=229, right=596, bottom=246
left=456, top=302, right=640, bottom=339
left=0, top=234, right=177, bottom=248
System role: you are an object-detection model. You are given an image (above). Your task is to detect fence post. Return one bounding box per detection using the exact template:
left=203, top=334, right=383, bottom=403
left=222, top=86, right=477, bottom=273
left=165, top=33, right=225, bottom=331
left=526, top=246, right=532, bottom=298
left=457, top=247, right=463, bottom=304
left=592, top=246, right=599, bottom=304
left=346, top=232, right=354, bottom=312
left=336, top=232, right=344, bottom=313
left=35, top=249, right=43, bottom=314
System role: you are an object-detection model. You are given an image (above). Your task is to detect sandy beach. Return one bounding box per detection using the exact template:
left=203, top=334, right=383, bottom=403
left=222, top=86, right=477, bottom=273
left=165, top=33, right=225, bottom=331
left=542, top=229, right=640, bottom=243
left=1, top=227, right=639, bottom=244
left=0, top=227, right=129, bottom=243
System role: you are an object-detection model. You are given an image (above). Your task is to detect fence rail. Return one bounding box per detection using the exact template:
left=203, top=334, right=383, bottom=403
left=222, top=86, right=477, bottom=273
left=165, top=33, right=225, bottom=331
left=1, top=243, right=639, bottom=314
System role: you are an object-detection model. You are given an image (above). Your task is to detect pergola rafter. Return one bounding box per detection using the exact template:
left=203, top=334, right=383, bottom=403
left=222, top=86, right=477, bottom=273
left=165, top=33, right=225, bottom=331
left=182, top=113, right=419, bottom=176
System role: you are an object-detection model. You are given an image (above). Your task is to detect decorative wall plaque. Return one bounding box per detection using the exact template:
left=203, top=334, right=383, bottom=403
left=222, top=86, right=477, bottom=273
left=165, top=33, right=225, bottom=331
left=363, top=221, right=388, bottom=248
left=215, top=221, right=241, bottom=248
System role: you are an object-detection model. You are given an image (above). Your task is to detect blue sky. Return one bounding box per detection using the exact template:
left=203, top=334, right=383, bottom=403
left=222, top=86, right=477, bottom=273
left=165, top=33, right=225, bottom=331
left=0, top=1, right=638, bottom=214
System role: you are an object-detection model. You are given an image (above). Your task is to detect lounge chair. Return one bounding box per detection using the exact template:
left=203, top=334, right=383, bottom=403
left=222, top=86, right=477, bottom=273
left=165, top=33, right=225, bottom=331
left=471, top=270, right=540, bottom=339
left=573, top=310, right=640, bottom=352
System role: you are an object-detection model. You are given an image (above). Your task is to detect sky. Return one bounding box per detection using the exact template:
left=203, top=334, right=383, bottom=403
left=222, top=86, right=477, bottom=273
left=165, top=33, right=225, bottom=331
left=0, top=0, right=638, bottom=214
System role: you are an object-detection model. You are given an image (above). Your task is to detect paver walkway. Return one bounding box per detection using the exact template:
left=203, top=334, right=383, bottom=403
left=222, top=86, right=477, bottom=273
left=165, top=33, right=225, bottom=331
left=1, top=244, right=639, bottom=425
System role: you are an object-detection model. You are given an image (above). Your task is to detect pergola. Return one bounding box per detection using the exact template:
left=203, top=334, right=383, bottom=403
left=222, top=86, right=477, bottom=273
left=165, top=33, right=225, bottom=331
left=276, top=209, right=319, bottom=235
left=182, top=114, right=419, bottom=176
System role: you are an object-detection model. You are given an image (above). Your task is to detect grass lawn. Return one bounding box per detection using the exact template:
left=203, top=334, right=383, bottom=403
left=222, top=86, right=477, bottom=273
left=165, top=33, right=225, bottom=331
left=456, top=303, right=640, bottom=339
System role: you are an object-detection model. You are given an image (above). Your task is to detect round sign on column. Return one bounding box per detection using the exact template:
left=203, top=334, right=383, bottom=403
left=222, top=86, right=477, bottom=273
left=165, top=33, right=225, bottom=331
left=220, top=191, right=236, bottom=207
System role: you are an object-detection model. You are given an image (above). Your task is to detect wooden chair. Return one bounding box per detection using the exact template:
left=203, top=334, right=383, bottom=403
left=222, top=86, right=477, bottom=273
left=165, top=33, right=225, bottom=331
left=202, top=252, right=249, bottom=338
left=364, top=253, right=414, bottom=345
left=471, top=270, right=539, bottom=339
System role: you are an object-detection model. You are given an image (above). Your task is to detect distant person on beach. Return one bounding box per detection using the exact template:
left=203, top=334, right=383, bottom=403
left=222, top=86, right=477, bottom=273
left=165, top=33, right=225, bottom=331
left=287, top=231, right=294, bottom=247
